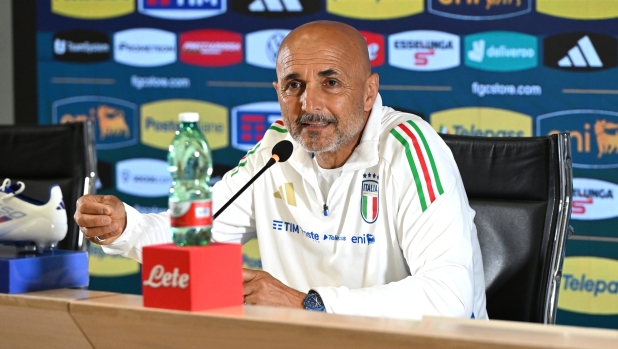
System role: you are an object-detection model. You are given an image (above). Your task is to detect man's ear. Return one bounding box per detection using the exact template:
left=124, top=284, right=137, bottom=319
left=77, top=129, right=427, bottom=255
left=363, top=73, right=380, bottom=112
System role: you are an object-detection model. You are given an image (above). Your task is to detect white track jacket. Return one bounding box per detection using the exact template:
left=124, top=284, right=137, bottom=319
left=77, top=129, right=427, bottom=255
left=104, top=95, right=488, bottom=320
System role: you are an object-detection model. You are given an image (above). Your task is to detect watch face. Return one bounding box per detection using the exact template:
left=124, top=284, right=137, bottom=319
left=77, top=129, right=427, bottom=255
left=305, top=292, right=324, bottom=310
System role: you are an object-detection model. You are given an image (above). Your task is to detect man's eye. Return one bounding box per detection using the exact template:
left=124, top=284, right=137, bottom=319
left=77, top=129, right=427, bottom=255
left=289, top=82, right=300, bottom=89
left=327, top=80, right=338, bottom=87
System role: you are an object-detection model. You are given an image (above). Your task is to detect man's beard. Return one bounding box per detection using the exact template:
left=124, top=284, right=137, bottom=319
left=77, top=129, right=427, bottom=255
left=287, top=108, right=365, bottom=154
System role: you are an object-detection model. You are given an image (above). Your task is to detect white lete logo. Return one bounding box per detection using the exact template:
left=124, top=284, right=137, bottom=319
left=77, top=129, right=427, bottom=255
left=246, top=29, right=290, bottom=69
left=572, top=178, right=618, bottom=220
left=116, top=158, right=171, bottom=197
left=558, top=36, right=602, bottom=68
left=143, top=265, right=190, bottom=289
left=249, top=0, right=302, bottom=11
left=388, top=30, right=460, bottom=71
left=114, top=28, right=177, bottom=67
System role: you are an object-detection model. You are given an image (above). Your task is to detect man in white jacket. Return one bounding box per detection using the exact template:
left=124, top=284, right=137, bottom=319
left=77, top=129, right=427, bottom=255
left=75, top=21, right=488, bottom=320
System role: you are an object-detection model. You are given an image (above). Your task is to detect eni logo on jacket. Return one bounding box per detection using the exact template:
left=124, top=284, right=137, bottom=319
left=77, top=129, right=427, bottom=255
left=52, top=0, right=134, bottom=19
left=558, top=257, right=618, bottom=315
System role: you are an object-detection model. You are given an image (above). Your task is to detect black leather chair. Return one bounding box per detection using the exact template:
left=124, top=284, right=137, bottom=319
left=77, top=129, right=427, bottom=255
left=440, top=133, right=572, bottom=324
left=0, top=122, right=97, bottom=251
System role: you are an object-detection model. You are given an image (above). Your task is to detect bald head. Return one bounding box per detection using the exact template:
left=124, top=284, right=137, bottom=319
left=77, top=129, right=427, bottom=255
left=277, top=21, right=371, bottom=79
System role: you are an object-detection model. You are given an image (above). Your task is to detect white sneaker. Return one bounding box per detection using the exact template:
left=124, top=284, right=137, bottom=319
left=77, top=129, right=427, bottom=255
left=0, top=179, right=68, bottom=249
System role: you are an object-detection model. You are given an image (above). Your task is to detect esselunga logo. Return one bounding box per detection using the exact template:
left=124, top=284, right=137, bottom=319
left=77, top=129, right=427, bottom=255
left=388, top=30, right=460, bottom=71
left=557, top=257, right=618, bottom=315
left=536, top=110, right=618, bottom=169
left=52, top=0, right=134, bottom=19
left=141, top=99, right=228, bottom=151
left=138, top=0, right=227, bottom=20
left=537, top=0, right=618, bottom=20
left=428, top=0, right=531, bottom=20
left=116, top=158, right=171, bottom=197
left=52, top=96, right=138, bottom=150
left=431, top=107, right=532, bottom=137
left=572, top=178, right=618, bottom=221
left=89, top=243, right=140, bottom=277
left=114, top=28, right=177, bottom=67
left=464, top=31, right=537, bottom=72
left=327, top=0, right=423, bottom=20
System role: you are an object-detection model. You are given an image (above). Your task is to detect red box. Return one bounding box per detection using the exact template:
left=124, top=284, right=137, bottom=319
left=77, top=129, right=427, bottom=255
left=142, top=243, right=243, bottom=311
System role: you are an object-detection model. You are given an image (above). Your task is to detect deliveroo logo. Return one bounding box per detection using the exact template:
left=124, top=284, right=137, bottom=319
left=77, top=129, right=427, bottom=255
left=465, top=31, right=537, bottom=72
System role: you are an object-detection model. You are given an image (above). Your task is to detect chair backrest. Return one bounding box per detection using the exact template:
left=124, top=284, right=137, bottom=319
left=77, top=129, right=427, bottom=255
left=439, top=133, right=572, bottom=324
left=0, top=122, right=97, bottom=251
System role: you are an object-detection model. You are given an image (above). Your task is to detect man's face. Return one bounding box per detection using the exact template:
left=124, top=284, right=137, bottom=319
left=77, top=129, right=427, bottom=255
left=274, top=41, right=368, bottom=154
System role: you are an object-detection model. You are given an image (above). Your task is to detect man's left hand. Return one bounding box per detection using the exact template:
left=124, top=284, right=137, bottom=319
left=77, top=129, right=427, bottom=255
left=243, top=269, right=307, bottom=309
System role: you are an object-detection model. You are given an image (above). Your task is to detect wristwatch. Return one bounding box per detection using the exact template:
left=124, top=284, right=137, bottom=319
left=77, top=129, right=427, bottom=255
left=303, top=290, right=326, bottom=312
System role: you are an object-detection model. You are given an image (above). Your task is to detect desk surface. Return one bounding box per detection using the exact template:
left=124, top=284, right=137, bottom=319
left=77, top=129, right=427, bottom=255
left=1, top=289, right=617, bottom=349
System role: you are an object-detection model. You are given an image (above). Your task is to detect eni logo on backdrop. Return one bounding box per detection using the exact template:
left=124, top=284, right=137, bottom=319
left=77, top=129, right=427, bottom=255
left=536, top=110, right=618, bottom=169
left=430, top=107, right=532, bottom=137
left=52, top=0, right=134, bottom=19
left=537, top=0, right=618, bottom=20
left=327, top=0, right=423, bottom=20
left=140, top=99, right=228, bottom=151
left=558, top=257, right=618, bottom=315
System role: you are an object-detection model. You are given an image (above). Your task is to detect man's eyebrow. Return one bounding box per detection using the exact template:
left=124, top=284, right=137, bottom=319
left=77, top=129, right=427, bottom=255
left=282, top=73, right=301, bottom=81
left=318, top=69, right=339, bottom=78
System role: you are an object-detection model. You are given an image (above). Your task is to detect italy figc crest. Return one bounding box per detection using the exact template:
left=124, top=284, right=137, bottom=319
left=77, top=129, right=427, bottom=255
left=361, top=178, right=379, bottom=223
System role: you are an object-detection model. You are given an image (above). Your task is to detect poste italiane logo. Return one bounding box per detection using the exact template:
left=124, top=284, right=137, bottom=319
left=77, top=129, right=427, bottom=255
left=53, top=96, right=138, bottom=150
left=537, top=0, right=618, bottom=20
left=572, top=178, right=618, bottom=221
left=89, top=243, right=140, bottom=277
left=52, top=0, right=134, bottom=19
left=116, top=158, right=171, bottom=198
left=464, top=31, right=537, bottom=72
left=431, top=107, right=532, bottom=137
left=428, top=0, right=531, bottom=20
left=536, top=110, right=618, bottom=169
left=327, top=0, right=423, bottom=20
left=141, top=99, right=228, bottom=151
left=138, top=0, right=227, bottom=20
left=558, top=257, right=618, bottom=315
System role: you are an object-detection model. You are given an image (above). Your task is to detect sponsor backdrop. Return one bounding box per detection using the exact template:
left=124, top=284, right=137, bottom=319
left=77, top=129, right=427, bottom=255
left=35, top=0, right=617, bottom=328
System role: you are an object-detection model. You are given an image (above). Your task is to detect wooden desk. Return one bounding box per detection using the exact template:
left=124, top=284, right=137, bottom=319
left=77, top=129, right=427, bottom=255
left=1, top=290, right=617, bottom=349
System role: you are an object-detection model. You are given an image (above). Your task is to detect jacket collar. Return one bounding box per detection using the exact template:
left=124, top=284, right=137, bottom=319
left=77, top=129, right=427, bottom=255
left=287, top=93, right=383, bottom=174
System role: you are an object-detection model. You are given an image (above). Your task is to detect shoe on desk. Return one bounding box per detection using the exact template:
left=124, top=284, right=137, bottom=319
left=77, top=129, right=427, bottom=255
left=0, top=179, right=68, bottom=250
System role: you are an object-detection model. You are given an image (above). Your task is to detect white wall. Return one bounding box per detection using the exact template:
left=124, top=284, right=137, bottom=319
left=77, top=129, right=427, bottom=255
left=0, top=1, right=14, bottom=125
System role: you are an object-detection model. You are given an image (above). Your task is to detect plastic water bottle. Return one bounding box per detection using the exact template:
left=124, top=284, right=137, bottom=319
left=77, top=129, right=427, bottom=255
left=168, top=112, right=213, bottom=246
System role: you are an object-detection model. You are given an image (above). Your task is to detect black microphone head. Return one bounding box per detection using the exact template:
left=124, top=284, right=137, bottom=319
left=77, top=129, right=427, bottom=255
left=272, top=140, right=293, bottom=163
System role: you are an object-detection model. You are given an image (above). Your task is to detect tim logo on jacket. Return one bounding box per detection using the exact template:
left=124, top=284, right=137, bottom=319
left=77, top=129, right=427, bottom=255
left=361, top=173, right=379, bottom=223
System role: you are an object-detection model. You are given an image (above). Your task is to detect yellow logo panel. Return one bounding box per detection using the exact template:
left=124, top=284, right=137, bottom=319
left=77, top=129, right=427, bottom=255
left=430, top=107, right=532, bottom=137
left=52, top=0, right=135, bottom=20
left=557, top=257, right=618, bottom=315
left=242, top=238, right=262, bottom=270
left=141, top=99, right=228, bottom=151
left=89, top=244, right=140, bottom=277
left=327, top=0, right=423, bottom=20
left=537, top=0, right=618, bottom=20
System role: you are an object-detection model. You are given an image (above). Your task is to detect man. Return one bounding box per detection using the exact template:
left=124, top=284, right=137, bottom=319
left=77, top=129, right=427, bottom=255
left=75, top=21, right=487, bottom=320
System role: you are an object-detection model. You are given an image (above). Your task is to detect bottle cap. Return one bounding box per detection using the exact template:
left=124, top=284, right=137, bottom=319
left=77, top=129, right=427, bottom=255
left=178, top=112, right=199, bottom=123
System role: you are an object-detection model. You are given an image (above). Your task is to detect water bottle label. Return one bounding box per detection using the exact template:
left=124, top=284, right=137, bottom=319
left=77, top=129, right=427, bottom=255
left=169, top=200, right=212, bottom=227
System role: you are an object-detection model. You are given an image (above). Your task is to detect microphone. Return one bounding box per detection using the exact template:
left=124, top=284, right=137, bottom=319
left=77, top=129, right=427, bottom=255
left=213, top=140, right=293, bottom=220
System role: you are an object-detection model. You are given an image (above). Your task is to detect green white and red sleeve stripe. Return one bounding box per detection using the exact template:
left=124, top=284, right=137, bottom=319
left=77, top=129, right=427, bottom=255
left=390, top=120, right=445, bottom=212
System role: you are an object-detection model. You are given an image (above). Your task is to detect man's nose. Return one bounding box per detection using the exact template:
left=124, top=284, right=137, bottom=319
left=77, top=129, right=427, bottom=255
left=300, top=84, right=325, bottom=114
